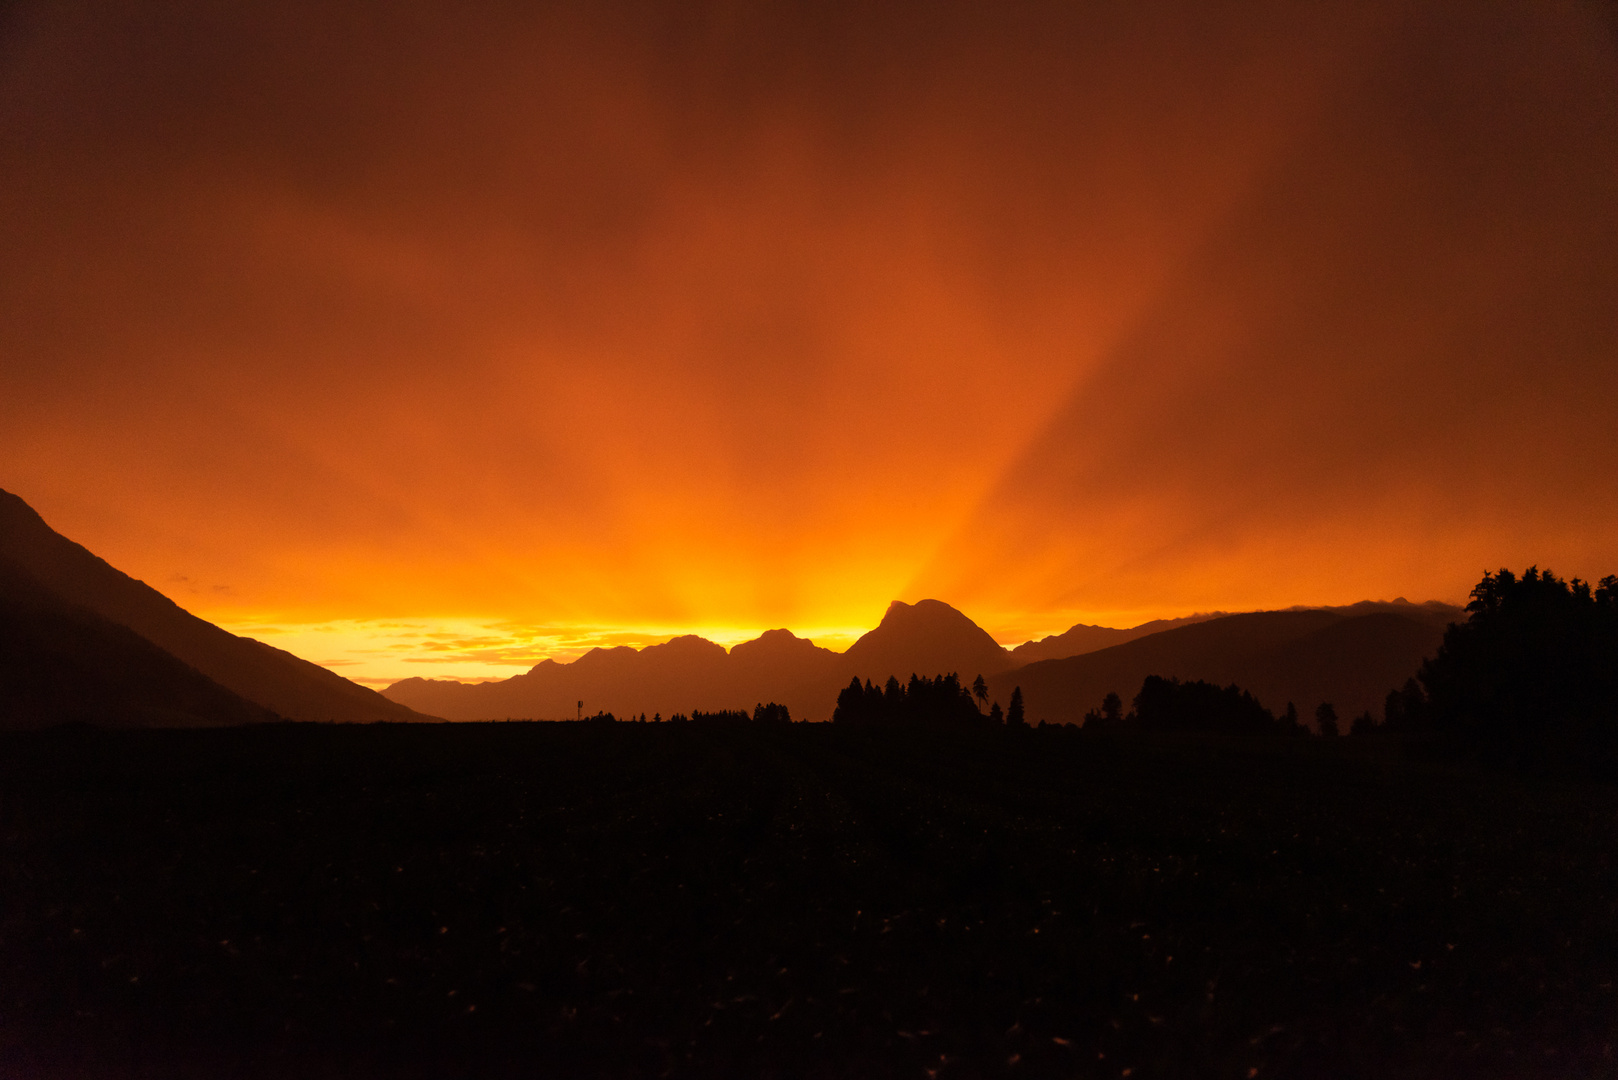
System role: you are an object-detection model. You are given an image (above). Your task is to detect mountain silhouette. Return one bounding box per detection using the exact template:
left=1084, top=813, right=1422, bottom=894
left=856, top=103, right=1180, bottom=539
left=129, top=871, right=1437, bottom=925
left=843, top=599, right=1011, bottom=681
left=385, top=599, right=1015, bottom=721
left=0, top=557, right=278, bottom=728
left=1008, top=613, right=1228, bottom=665
left=0, top=489, right=431, bottom=724
left=990, top=603, right=1461, bottom=728
left=383, top=597, right=1460, bottom=724
left=387, top=629, right=843, bottom=721
left=387, top=600, right=1014, bottom=721
left=729, top=628, right=843, bottom=709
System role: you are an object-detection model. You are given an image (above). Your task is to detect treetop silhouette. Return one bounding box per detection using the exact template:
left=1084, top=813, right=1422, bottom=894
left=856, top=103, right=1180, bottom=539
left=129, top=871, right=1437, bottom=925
left=833, top=672, right=991, bottom=727
left=1385, top=566, right=1618, bottom=772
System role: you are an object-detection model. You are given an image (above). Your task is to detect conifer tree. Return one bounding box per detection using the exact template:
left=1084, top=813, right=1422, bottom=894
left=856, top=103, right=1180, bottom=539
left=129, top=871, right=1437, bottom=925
left=1007, top=686, right=1026, bottom=728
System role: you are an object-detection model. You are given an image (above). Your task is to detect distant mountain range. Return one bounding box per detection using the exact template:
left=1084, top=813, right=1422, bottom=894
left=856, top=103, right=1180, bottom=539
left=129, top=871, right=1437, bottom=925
left=385, top=595, right=1463, bottom=727
left=1007, top=613, right=1228, bottom=665
left=0, top=487, right=1464, bottom=730
left=0, top=489, right=432, bottom=728
left=384, top=599, right=1010, bottom=722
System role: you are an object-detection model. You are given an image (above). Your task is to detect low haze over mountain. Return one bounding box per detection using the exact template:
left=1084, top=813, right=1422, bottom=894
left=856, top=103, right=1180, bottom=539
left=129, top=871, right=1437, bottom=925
left=1008, top=613, right=1228, bottom=665
left=0, top=490, right=432, bottom=725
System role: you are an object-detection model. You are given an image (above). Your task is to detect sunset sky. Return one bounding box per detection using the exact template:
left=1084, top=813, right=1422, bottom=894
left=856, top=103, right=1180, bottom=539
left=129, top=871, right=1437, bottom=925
left=4, top=0, right=1617, bottom=685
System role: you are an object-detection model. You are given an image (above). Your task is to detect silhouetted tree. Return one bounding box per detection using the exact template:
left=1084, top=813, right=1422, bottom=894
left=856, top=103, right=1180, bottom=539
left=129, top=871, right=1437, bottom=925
left=1400, top=567, right=1618, bottom=772
left=1084, top=691, right=1125, bottom=730
left=833, top=678, right=869, bottom=725
left=752, top=702, right=791, bottom=724
left=972, top=674, right=988, bottom=713
left=1350, top=710, right=1376, bottom=737
left=1316, top=703, right=1339, bottom=738
left=1382, top=678, right=1426, bottom=731
left=989, top=701, right=1004, bottom=725
left=1282, top=702, right=1301, bottom=734
left=832, top=672, right=986, bottom=727
left=1007, top=687, right=1026, bottom=728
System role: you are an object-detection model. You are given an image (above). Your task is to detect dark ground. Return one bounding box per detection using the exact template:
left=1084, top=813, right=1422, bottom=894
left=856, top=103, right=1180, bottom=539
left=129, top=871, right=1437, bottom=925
left=2, top=722, right=1615, bottom=1079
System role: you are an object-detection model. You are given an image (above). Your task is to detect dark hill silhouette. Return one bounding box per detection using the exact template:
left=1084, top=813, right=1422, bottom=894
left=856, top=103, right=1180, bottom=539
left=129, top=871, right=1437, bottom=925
left=1007, top=601, right=1457, bottom=666
left=990, top=606, right=1459, bottom=728
left=1009, top=613, right=1227, bottom=665
left=0, top=489, right=431, bottom=724
left=0, top=557, right=277, bottom=728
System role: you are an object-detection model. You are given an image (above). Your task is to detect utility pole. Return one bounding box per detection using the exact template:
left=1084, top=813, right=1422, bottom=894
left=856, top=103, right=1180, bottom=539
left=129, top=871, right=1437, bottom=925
left=577, top=700, right=583, bottom=722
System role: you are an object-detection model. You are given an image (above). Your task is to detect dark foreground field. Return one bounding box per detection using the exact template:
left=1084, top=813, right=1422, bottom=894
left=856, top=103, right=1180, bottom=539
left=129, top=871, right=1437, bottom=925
left=2, top=723, right=1616, bottom=1079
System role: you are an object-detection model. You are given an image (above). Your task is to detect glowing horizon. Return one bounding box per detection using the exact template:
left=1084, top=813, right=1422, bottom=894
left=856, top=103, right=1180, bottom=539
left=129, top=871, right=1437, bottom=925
left=204, top=593, right=1463, bottom=688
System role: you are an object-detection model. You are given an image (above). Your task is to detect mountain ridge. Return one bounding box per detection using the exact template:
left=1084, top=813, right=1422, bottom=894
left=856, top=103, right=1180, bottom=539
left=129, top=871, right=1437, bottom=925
left=0, top=555, right=280, bottom=728
left=0, top=489, right=435, bottom=725
left=0, top=488, right=1461, bottom=728
left=383, top=597, right=1462, bottom=722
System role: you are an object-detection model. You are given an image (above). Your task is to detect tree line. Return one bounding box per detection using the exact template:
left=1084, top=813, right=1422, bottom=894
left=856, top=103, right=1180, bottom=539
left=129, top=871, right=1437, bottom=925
left=1380, top=567, right=1618, bottom=773
left=571, top=703, right=793, bottom=724
left=1074, top=567, right=1618, bottom=775
left=832, top=673, right=1026, bottom=727
left=565, top=567, right=1617, bottom=778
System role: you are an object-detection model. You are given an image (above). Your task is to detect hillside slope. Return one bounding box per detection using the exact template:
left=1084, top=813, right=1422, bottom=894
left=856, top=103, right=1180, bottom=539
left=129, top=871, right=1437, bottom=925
left=991, top=608, right=1453, bottom=727
left=0, top=558, right=278, bottom=728
left=1009, top=613, right=1227, bottom=665
left=0, top=490, right=432, bottom=724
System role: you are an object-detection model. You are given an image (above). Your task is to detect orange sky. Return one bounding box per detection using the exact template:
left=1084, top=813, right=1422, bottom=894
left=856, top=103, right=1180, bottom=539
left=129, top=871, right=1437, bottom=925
left=4, top=0, right=1617, bottom=685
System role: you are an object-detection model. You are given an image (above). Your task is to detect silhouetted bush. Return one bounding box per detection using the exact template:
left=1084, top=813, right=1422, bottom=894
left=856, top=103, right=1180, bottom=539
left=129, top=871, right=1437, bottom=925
left=690, top=709, right=751, bottom=725
left=1130, top=676, right=1287, bottom=735
left=832, top=673, right=987, bottom=727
